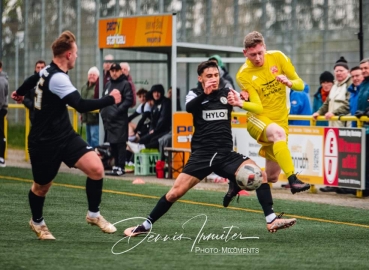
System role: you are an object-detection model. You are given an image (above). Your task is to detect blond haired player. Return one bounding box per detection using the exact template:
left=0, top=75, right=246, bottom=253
left=224, top=31, right=310, bottom=210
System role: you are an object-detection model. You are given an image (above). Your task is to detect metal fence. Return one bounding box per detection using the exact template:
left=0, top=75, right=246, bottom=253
left=2, top=0, right=369, bottom=122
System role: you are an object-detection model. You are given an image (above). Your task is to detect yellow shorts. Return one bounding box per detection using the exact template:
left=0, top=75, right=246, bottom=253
left=247, top=113, right=289, bottom=162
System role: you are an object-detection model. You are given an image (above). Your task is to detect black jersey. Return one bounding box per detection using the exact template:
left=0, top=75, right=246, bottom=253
left=29, top=62, right=77, bottom=144
left=185, top=87, right=233, bottom=152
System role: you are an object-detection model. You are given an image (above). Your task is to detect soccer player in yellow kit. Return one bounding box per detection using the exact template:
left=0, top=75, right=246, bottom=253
left=224, top=31, right=310, bottom=209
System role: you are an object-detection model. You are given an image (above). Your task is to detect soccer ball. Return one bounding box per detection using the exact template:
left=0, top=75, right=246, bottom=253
left=236, top=164, right=263, bottom=191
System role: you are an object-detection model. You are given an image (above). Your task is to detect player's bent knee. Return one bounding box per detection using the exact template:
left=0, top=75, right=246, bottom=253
left=32, top=182, right=52, bottom=197
left=267, top=124, right=286, bottom=142
left=88, top=164, right=104, bottom=179
left=166, top=188, right=186, bottom=202
left=75, top=151, right=105, bottom=179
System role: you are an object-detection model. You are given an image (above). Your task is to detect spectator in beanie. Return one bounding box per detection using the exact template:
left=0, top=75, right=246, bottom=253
left=312, top=71, right=334, bottom=127
left=313, top=56, right=351, bottom=128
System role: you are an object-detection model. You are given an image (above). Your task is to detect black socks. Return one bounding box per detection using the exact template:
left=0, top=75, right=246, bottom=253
left=29, top=190, right=45, bottom=223
left=256, top=183, right=274, bottom=217
left=147, top=194, right=174, bottom=224
left=86, top=178, right=103, bottom=212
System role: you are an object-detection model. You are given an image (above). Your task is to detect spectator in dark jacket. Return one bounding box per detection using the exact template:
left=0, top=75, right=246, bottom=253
left=120, top=62, right=137, bottom=107
left=126, top=84, right=172, bottom=153
left=100, top=63, right=133, bottom=176
left=347, top=66, right=364, bottom=127
left=94, top=55, right=114, bottom=99
left=22, top=60, right=46, bottom=123
left=354, top=58, right=369, bottom=196
left=103, top=54, right=113, bottom=86
left=312, top=71, right=334, bottom=126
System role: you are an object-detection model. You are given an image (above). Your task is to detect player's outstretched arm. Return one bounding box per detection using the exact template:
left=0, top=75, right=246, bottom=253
left=15, top=73, right=40, bottom=96
left=63, top=90, right=118, bottom=113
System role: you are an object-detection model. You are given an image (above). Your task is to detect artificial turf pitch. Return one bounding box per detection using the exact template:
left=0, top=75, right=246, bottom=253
left=0, top=167, right=368, bottom=270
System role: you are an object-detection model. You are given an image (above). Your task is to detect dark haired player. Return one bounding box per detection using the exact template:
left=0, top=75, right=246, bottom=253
left=123, top=61, right=297, bottom=236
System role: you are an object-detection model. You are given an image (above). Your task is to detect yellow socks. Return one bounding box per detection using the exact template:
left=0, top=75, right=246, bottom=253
left=272, top=141, right=294, bottom=178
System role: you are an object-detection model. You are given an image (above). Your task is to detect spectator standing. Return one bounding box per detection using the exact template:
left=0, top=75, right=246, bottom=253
left=93, top=55, right=113, bottom=100
left=0, top=61, right=8, bottom=167
left=315, top=57, right=351, bottom=193
left=356, top=59, right=369, bottom=119
left=120, top=62, right=136, bottom=107
left=313, top=71, right=334, bottom=126
left=289, top=83, right=312, bottom=126
left=101, top=63, right=133, bottom=176
left=313, top=57, right=351, bottom=127
left=355, top=58, right=369, bottom=196
left=347, top=66, right=364, bottom=127
left=80, top=67, right=100, bottom=148
left=22, top=60, right=46, bottom=123
left=103, top=54, right=113, bottom=87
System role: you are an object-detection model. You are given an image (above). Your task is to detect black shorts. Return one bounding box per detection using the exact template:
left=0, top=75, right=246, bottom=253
left=29, top=135, right=94, bottom=185
left=182, top=150, right=250, bottom=181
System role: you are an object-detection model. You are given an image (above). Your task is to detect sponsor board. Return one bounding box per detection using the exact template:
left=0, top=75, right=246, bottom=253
left=99, top=15, right=172, bottom=49
left=172, top=114, right=366, bottom=189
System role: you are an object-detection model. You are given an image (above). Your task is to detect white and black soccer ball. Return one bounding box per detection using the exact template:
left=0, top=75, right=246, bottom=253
left=236, top=164, right=263, bottom=191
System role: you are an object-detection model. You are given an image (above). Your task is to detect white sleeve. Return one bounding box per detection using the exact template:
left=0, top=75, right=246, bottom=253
left=185, top=90, right=197, bottom=104
left=49, top=72, right=77, bottom=99
left=135, top=103, right=143, bottom=114
left=143, top=102, right=151, bottom=112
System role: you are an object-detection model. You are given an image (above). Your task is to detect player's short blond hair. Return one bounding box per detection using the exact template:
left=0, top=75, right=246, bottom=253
left=243, top=31, right=264, bottom=49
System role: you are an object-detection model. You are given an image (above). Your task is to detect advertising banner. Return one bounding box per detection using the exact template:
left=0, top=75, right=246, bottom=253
left=172, top=112, right=193, bottom=149
left=280, top=126, right=325, bottom=184
left=325, top=128, right=365, bottom=189
left=98, top=15, right=172, bottom=49
left=172, top=113, right=366, bottom=189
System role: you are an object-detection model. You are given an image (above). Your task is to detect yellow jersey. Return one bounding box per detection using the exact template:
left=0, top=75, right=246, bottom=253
left=236, top=50, right=304, bottom=123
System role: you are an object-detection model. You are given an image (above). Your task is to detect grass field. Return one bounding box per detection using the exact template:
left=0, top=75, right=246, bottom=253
left=0, top=167, right=368, bottom=270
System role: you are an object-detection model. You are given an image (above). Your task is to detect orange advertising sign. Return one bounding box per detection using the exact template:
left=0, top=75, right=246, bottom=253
left=98, top=15, right=172, bottom=49
left=173, top=112, right=193, bottom=149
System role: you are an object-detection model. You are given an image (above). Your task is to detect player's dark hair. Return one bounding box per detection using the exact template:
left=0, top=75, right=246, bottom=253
left=51, top=31, right=76, bottom=57
left=197, top=61, right=218, bottom=75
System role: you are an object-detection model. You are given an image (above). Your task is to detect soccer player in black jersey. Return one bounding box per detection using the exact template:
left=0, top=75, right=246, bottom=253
left=124, top=61, right=297, bottom=236
left=11, top=31, right=121, bottom=240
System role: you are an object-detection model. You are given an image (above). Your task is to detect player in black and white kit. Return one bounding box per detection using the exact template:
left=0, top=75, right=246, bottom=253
left=11, top=31, right=121, bottom=240
left=124, top=61, right=297, bottom=236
